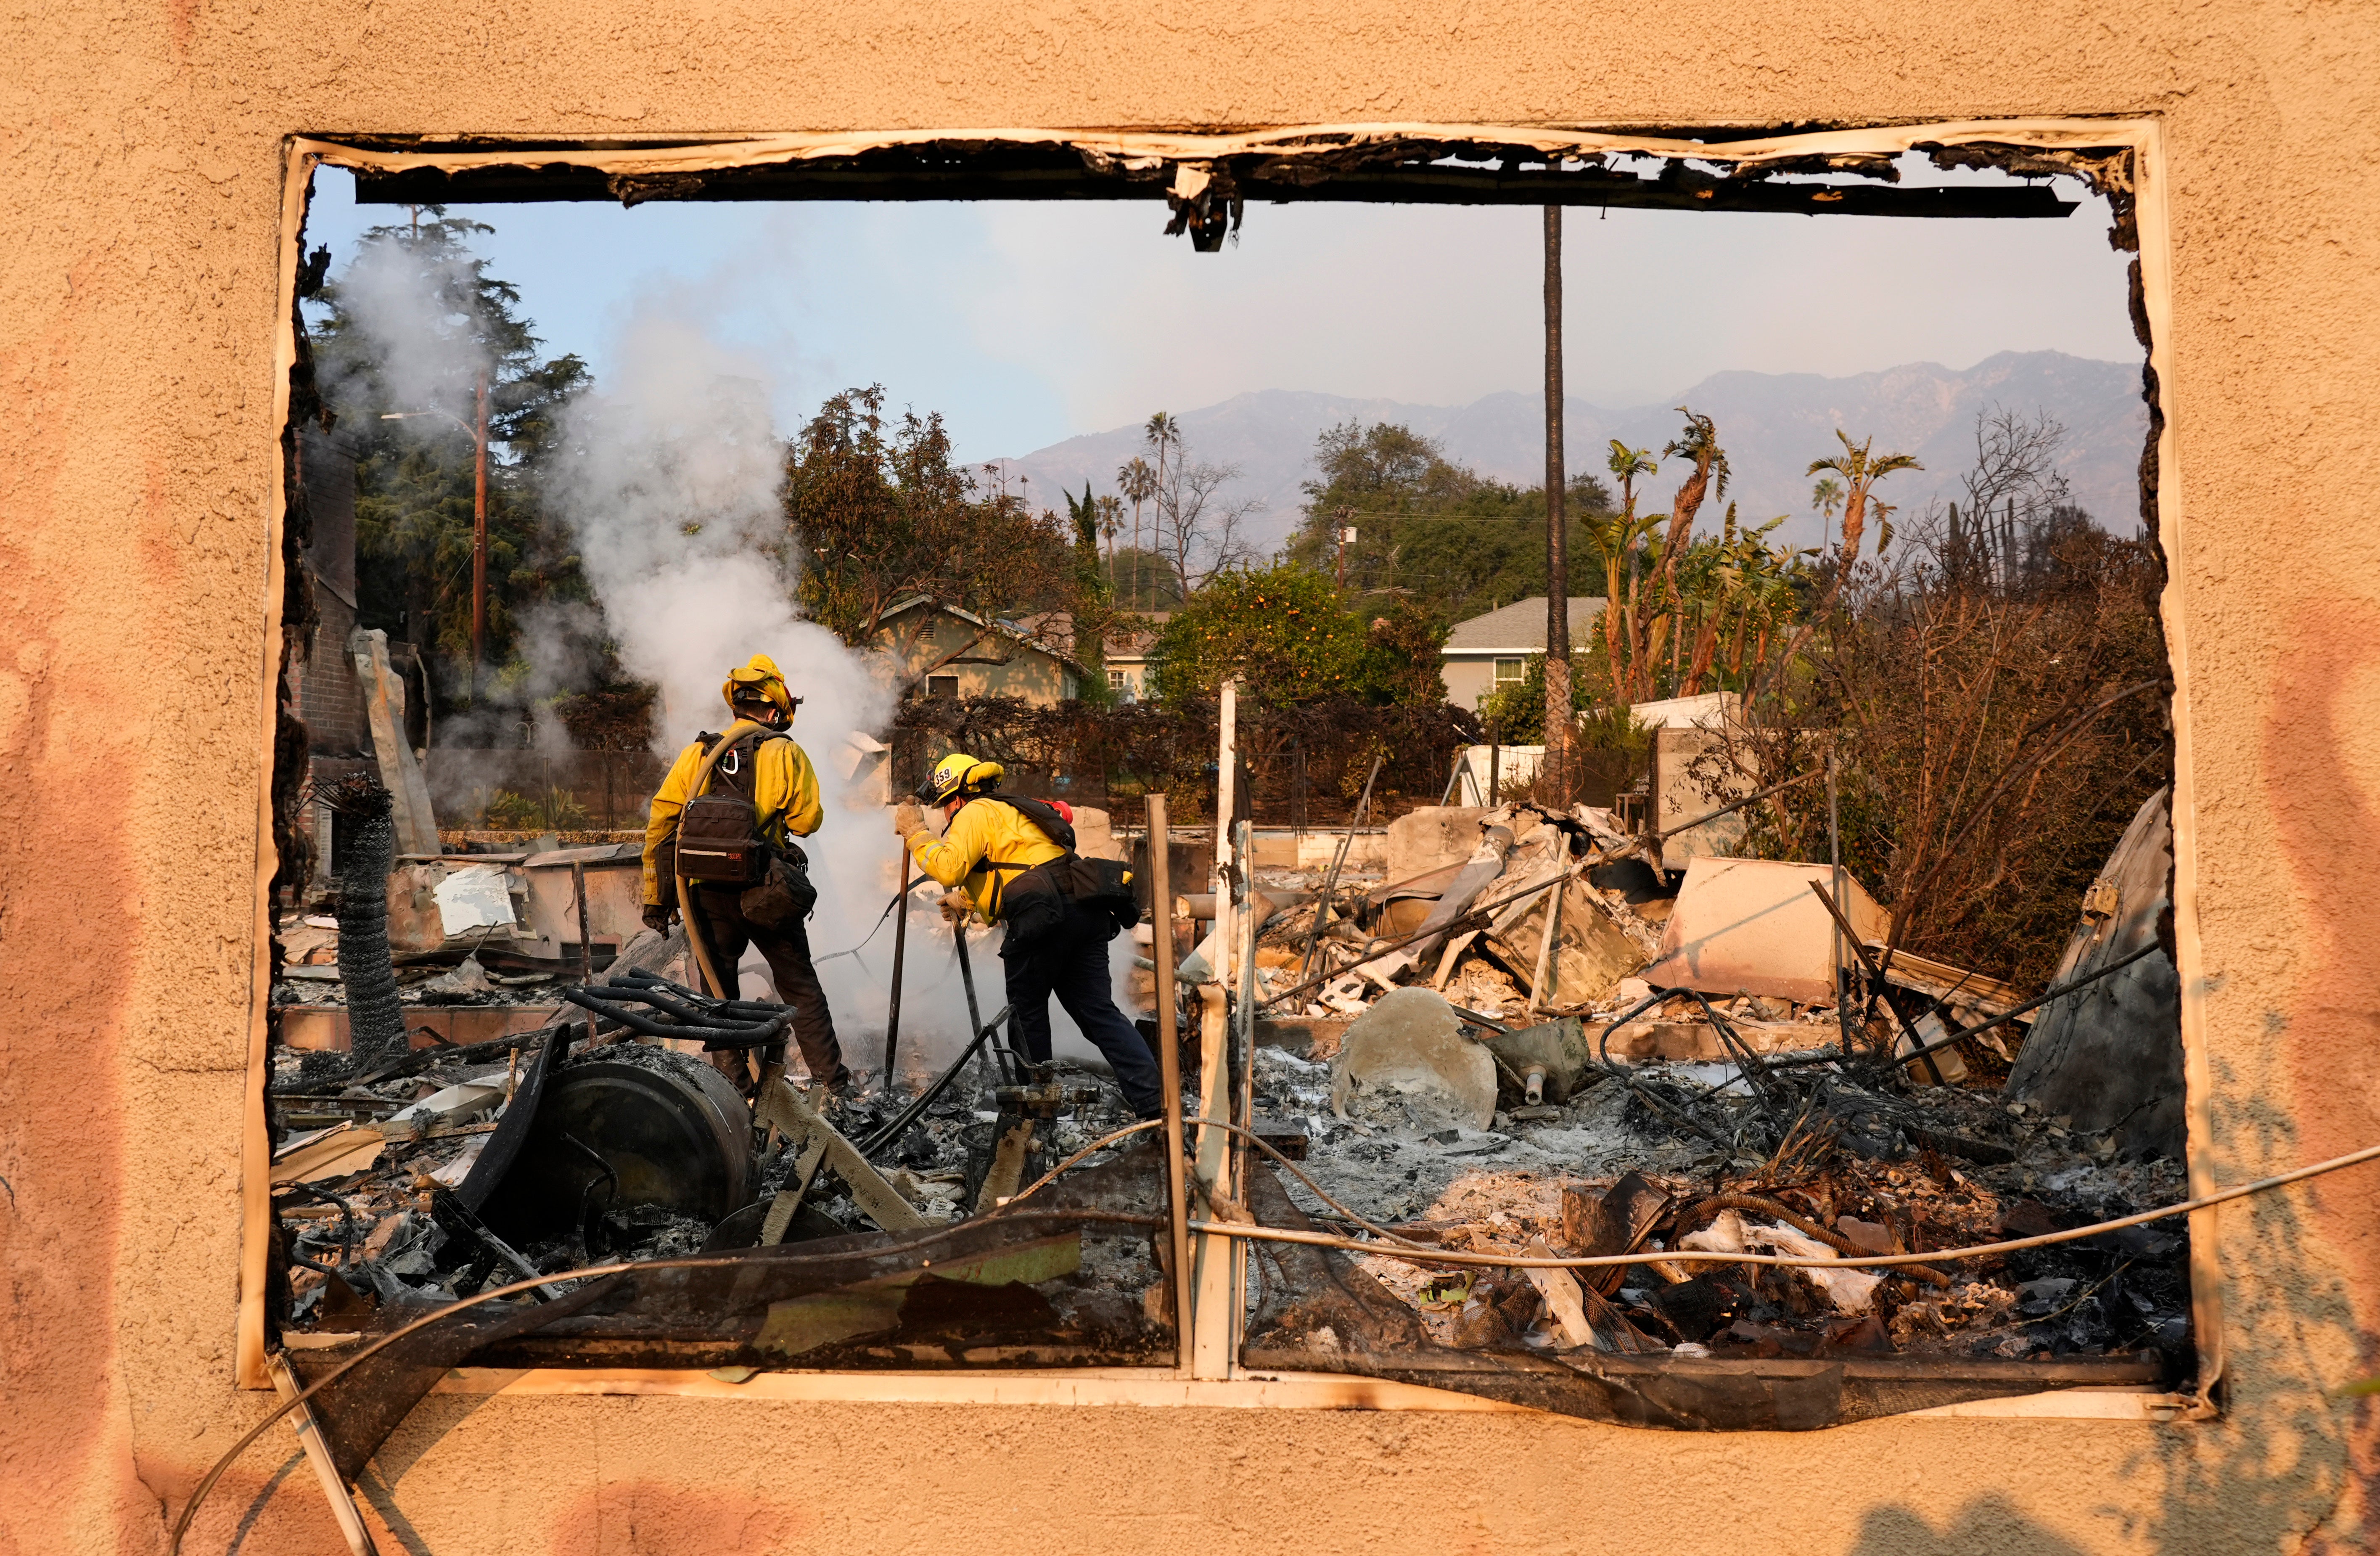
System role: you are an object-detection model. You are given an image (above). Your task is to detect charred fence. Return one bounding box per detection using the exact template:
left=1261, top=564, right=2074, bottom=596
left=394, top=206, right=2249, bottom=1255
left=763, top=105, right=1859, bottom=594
left=889, top=695, right=1484, bottom=826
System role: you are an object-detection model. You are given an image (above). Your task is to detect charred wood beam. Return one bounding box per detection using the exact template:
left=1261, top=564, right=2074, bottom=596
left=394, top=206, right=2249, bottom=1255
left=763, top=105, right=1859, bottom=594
left=355, top=159, right=2075, bottom=219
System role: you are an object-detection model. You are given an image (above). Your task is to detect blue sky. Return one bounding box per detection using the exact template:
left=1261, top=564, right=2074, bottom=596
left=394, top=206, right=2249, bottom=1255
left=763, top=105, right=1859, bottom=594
left=303, top=161, right=2139, bottom=466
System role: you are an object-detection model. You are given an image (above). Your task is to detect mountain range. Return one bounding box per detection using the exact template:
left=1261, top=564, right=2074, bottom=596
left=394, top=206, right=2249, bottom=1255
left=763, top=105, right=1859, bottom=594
left=992, top=350, right=2147, bottom=557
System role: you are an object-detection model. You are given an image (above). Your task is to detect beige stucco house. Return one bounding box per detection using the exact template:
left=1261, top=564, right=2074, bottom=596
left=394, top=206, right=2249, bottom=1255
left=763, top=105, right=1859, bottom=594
left=1101, top=611, right=1171, bottom=703
left=871, top=596, right=1087, bottom=704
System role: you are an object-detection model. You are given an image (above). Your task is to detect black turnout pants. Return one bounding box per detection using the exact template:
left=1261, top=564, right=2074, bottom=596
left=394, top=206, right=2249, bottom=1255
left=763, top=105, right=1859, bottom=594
left=692, top=884, right=848, bottom=1089
left=1002, top=899, right=1164, bottom=1118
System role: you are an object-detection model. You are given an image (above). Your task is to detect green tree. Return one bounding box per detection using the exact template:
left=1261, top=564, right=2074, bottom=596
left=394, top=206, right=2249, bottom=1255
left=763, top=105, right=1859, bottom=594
left=785, top=385, right=1075, bottom=692
left=1350, top=599, right=1451, bottom=706
left=310, top=212, right=592, bottom=708
left=1285, top=421, right=1613, bottom=621
left=1064, top=483, right=1114, bottom=704
left=1146, top=565, right=1368, bottom=707
left=1477, top=654, right=1653, bottom=746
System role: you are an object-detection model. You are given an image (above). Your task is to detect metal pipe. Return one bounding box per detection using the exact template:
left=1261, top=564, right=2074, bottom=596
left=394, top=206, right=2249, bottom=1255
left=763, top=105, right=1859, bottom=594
left=1233, top=817, right=1258, bottom=1194
left=471, top=365, right=489, bottom=699
left=571, top=859, right=593, bottom=977
left=953, top=919, right=984, bottom=1069
left=1807, top=881, right=1944, bottom=1084
left=885, top=846, right=911, bottom=1082
left=1147, top=793, right=1193, bottom=1375
left=1211, top=679, right=1238, bottom=1000
left=1828, top=741, right=1849, bottom=1060
left=1296, top=752, right=1381, bottom=981
left=858, top=1001, right=1012, bottom=1157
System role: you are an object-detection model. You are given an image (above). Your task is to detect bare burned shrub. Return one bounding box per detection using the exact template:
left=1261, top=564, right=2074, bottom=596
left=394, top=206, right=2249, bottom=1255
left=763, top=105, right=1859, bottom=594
left=1718, top=522, right=2167, bottom=987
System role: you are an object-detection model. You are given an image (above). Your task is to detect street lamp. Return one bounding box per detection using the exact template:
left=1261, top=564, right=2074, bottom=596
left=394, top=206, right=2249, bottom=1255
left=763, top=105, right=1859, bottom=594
left=381, top=365, right=491, bottom=699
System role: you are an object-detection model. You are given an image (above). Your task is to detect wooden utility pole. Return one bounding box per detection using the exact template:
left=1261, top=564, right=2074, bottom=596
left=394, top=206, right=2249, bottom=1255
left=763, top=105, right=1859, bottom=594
left=1542, top=205, right=1572, bottom=806
left=470, top=366, right=490, bottom=700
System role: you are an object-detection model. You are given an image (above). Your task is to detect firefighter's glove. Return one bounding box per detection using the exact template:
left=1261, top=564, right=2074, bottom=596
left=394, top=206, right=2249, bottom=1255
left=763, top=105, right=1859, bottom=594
left=939, top=890, right=974, bottom=926
left=642, top=902, right=677, bottom=933
left=893, top=801, right=926, bottom=840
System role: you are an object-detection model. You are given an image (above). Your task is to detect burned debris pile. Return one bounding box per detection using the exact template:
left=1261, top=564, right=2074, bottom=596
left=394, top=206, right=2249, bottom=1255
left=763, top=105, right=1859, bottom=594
left=267, top=784, right=1174, bottom=1453
left=1193, top=790, right=2192, bottom=1393
left=263, top=766, right=2191, bottom=1448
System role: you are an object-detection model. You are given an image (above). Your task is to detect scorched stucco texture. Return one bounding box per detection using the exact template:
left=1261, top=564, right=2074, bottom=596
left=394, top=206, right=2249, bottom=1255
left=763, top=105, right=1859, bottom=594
left=4, top=3, right=2380, bottom=1553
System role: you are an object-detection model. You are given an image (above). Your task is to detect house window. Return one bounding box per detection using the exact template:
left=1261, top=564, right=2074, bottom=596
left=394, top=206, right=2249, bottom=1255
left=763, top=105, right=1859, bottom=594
left=928, top=675, right=959, bottom=699
left=1493, top=657, right=1525, bottom=686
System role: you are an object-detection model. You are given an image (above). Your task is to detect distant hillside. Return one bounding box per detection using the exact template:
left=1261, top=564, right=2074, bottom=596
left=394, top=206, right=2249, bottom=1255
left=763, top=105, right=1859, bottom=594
left=993, top=350, right=2147, bottom=556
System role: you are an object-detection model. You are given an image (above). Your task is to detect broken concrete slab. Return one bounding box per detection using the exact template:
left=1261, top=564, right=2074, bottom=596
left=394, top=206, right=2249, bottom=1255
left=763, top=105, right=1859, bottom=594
left=1330, top=987, right=1497, bottom=1132
left=385, top=862, right=447, bottom=955
left=1408, top=824, right=1515, bottom=963
left=1386, top=807, right=1487, bottom=884
left=1487, top=879, right=1645, bottom=1009
left=1480, top=1016, right=1595, bottom=1105
left=518, top=846, right=644, bottom=964
left=434, top=864, right=519, bottom=936
left=1068, top=804, right=1126, bottom=863
left=1640, top=857, right=1889, bottom=1004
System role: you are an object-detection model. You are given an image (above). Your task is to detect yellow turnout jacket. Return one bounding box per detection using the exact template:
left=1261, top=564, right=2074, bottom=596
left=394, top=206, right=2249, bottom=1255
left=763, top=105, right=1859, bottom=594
left=904, top=798, right=1065, bottom=923
left=642, top=731, right=823, bottom=905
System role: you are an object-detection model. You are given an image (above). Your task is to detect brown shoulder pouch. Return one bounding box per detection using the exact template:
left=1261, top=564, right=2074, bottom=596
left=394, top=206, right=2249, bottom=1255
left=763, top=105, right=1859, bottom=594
left=674, top=734, right=767, bottom=886
left=739, top=841, right=816, bottom=931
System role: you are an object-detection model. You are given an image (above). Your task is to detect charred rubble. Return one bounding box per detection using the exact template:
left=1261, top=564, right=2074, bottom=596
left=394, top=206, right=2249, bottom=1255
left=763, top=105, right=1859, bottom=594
left=263, top=772, right=2190, bottom=1450
left=1178, top=789, right=2192, bottom=1385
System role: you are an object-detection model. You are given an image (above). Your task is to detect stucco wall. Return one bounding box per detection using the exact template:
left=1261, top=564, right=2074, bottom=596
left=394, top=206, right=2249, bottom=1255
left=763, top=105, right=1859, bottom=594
left=5, top=6, right=2380, bottom=1553
left=878, top=610, right=1076, bottom=704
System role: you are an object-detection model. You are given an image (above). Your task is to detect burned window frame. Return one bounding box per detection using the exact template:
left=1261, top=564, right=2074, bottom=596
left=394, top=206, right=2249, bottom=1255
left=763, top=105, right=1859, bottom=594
left=243, top=115, right=2211, bottom=1424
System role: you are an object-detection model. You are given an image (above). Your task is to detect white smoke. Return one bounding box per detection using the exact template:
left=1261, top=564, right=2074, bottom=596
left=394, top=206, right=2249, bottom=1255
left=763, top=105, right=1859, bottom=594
left=537, top=295, right=1038, bottom=1080
left=323, top=222, right=1136, bottom=1085
left=328, top=231, right=492, bottom=417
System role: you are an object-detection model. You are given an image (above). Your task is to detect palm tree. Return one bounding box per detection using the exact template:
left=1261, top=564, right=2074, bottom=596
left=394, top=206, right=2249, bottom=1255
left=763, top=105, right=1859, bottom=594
left=1598, top=441, right=1661, bottom=701
left=1144, top=411, right=1178, bottom=494
left=1647, top=409, right=1729, bottom=697
left=1096, top=493, right=1122, bottom=577
left=1806, top=431, right=1920, bottom=566
left=1810, top=475, right=1843, bottom=551
left=1142, top=414, right=1180, bottom=612
left=1116, top=455, right=1157, bottom=608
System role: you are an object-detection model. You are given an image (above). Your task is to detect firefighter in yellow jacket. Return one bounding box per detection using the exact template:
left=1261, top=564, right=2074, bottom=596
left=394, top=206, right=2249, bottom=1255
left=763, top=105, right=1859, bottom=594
left=895, top=753, right=1162, bottom=1118
left=643, top=655, right=849, bottom=1093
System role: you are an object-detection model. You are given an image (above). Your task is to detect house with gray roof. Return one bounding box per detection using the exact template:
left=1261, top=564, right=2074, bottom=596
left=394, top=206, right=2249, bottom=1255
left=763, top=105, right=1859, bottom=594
left=1439, top=596, right=1607, bottom=709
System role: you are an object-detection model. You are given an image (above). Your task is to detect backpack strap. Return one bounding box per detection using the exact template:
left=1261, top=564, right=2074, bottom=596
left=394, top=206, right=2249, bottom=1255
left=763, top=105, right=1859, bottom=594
left=984, top=793, right=1077, bottom=852
left=948, top=796, right=1075, bottom=921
